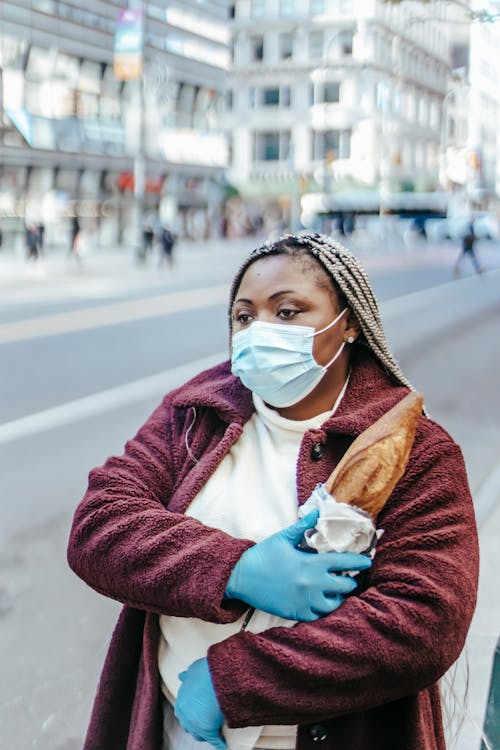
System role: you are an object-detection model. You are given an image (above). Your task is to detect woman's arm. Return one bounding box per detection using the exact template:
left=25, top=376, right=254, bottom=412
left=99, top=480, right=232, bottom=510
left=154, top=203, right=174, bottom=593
left=67, top=398, right=253, bottom=622
left=207, top=437, right=479, bottom=726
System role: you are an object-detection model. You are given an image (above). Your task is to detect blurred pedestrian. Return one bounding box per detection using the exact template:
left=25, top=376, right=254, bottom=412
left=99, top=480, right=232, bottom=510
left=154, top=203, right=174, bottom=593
left=343, top=212, right=356, bottom=235
left=68, top=232, right=478, bottom=750
left=143, top=223, right=155, bottom=257
left=158, top=225, right=177, bottom=268
left=454, top=222, right=483, bottom=277
left=25, top=224, right=39, bottom=261
left=411, top=216, right=427, bottom=239
left=70, top=216, right=82, bottom=262
left=36, top=223, right=45, bottom=256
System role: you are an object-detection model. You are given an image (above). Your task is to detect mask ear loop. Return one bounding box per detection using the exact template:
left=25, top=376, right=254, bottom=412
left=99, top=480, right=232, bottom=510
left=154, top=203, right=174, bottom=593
left=323, top=341, right=346, bottom=369
left=308, top=308, right=348, bottom=370
left=310, top=307, right=348, bottom=338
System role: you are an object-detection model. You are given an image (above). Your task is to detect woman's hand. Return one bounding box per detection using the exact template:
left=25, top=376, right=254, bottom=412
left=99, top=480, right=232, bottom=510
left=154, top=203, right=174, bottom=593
left=225, top=511, right=372, bottom=622
left=175, top=657, right=227, bottom=749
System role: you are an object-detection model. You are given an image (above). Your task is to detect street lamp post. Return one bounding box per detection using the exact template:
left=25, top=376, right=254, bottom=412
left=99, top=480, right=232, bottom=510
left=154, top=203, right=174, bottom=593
left=134, top=59, right=146, bottom=260
left=131, top=0, right=146, bottom=261
left=439, top=88, right=455, bottom=190
left=378, top=79, right=391, bottom=221
left=114, top=1, right=147, bottom=257
left=312, top=29, right=345, bottom=195
left=290, top=31, right=344, bottom=232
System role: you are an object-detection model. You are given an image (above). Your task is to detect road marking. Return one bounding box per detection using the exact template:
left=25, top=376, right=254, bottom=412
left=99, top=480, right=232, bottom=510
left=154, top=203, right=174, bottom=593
left=0, top=284, right=228, bottom=344
left=0, top=353, right=226, bottom=444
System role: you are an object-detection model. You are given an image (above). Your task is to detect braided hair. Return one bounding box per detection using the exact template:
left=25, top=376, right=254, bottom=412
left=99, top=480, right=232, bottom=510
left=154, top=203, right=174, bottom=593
left=228, top=232, right=416, bottom=394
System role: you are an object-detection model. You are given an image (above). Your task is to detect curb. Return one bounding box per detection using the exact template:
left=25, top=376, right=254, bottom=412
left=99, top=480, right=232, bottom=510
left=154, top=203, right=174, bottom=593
left=475, top=462, right=500, bottom=528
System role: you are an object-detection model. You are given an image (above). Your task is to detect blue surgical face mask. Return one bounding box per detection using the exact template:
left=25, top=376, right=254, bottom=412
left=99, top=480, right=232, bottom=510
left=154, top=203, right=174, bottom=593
left=231, top=308, right=348, bottom=408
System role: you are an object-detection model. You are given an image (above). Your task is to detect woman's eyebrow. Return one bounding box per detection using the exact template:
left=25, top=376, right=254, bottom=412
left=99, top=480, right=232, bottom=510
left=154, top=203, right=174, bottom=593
left=269, top=290, right=295, bottom=300
left=234, top=290, right=296, bottom=304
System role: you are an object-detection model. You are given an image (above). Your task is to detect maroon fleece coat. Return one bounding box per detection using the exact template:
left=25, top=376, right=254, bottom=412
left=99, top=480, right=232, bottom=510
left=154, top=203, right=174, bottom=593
left=67, top=349, right=479, bottom=750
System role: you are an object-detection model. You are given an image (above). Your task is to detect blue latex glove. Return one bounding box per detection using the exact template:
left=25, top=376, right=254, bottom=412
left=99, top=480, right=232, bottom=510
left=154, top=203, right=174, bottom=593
left=226, top=510, right=372, bottom=622
left=175, top=657, right=227, bottom=749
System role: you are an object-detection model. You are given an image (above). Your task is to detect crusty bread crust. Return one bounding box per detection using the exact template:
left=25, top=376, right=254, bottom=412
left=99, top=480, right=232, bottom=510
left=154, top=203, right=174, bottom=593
left=324, top=391, right=424, bottom=518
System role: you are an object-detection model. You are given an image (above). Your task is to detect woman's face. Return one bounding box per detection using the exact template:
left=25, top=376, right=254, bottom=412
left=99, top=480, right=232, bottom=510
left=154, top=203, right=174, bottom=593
left=232, top=254, right=352, bottom=369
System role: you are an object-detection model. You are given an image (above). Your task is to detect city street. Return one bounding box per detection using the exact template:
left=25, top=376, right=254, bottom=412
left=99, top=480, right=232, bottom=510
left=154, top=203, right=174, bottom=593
left=1, top=237, right=500, bottom=750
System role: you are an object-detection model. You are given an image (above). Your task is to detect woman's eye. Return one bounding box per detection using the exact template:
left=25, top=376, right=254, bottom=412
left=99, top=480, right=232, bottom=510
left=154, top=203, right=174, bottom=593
left=235, top=312, right=253, bottom=325
left=278, top=308, right=298, bottom=319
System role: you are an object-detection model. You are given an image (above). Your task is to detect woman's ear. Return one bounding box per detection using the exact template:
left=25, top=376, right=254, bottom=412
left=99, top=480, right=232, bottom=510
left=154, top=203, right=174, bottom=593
left=344, top=310, right=361, bottom=342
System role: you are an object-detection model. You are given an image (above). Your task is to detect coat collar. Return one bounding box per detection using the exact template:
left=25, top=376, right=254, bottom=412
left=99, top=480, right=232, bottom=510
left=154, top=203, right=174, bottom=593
left=322, top=349, right=411, bottom=436
left=170, top=360, right=254, bottom=424
left=170, top=349, right=411, bottom=437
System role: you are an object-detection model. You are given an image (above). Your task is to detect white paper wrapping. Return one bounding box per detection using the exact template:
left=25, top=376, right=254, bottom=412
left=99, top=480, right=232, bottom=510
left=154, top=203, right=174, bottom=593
left=298, top=483, right=382, bottom=556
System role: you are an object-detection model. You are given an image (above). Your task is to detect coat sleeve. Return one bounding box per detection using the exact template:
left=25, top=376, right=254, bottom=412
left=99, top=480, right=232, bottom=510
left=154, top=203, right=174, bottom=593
left=67, top=397, right=253, bottom=622
left=207, top=435, right=479, bottom=727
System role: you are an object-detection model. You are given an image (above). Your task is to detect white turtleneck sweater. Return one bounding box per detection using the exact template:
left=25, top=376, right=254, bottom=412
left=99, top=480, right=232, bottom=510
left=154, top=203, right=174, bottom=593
left=158, top=382, right=348, bottom=750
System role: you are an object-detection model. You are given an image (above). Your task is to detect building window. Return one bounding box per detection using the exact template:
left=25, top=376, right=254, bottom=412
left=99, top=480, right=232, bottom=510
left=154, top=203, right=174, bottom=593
left=309, top=31, right=323, bottom=58
left=249, top=87, right=258, bottom=108
left=322, top=82, right=340, bottom=103
left=418, top=96, right=427, bottom=126
left=376, top=81, right=390, bottom=111
left=250, top=0, right=265, bottom=18
left=313, top=129, right=351, bottom=160
left=250, top=35, right=264, bottom=61
left=263, top=88, right=280, bottom=106
left=429, top=100, right=439, bottom=129
left=310, top=0, right=324, bottom=15
left=279, top=32, right=294, bottom=60
left=258, top=132, right=279, bottom=160
left=280, top=0, right=294, bottom=15
left=254, top=130, right=291, bottom=161
left=393, top=87, right=403, bottom=115
left=311, top=80, right=341, bottom=105
left=261, top=86, right=291, bottom=107
left=340, top=31, right=353, bottom=55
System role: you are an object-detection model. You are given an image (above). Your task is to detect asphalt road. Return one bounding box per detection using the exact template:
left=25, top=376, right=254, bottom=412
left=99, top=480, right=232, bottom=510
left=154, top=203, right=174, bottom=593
left=1, top=238, right=499, bottom=750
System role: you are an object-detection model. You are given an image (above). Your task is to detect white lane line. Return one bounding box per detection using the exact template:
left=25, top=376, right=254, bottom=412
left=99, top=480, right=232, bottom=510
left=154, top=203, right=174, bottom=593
left=0, top=284, right=228, bottom=344
left=0, top=353, right=226, bottom=445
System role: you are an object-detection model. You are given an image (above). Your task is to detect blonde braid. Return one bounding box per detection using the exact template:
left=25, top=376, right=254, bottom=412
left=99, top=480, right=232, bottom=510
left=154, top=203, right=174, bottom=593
left=229, top=232, right=416, bottom=394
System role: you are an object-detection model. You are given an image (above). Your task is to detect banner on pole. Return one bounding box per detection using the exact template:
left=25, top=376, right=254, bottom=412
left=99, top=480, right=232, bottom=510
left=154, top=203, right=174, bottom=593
left=114, top=8, right=144, bottom=80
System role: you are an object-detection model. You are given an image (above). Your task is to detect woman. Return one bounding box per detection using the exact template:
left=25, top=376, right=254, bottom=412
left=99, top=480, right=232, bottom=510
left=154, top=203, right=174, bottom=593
left=68, top=232, right=479, bottom=750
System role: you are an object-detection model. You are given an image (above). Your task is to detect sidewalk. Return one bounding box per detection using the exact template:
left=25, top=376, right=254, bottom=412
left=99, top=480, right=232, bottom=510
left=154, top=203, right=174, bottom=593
left=2, top=234, right=499, bottom=304
left=456, top=472, right=500, bottom=750
left=0, top=237, right=256, bottom=304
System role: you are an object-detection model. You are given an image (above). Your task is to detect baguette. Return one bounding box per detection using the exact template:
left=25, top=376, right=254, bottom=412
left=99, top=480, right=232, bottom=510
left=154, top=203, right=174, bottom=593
left=323, top=391, right=423, bottom=519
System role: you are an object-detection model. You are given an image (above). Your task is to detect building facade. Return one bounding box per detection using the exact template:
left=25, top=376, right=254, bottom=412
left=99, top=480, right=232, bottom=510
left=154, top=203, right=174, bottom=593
left=0, top=0, right=230, bottom=249
left=443, top=0, right=500, bottom=214
left=225, top=0, right=451, bottom=226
